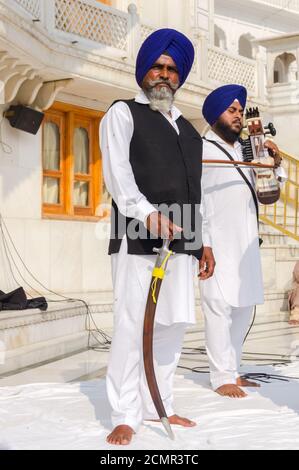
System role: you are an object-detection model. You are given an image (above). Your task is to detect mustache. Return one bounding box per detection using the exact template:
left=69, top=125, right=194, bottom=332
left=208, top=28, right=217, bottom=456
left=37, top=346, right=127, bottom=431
left=147, top=79, right=179, bottom=92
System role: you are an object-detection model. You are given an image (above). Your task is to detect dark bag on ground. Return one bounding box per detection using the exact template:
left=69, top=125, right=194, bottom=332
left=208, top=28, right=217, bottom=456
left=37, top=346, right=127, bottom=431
left=0, top=287, right=48, bottom=311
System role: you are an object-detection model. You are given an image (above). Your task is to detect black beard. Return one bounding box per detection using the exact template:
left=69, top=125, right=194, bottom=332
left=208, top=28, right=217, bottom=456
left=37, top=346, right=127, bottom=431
left=213, top=119, right=241, bottom=144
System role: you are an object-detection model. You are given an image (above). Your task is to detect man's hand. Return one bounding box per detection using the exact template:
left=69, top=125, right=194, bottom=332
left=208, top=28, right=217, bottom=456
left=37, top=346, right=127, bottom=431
left=264, top=140, right=282, bottom=168
left=198, top=246, right=215, bottom=280
left=146, top=211, right=183, bottom=240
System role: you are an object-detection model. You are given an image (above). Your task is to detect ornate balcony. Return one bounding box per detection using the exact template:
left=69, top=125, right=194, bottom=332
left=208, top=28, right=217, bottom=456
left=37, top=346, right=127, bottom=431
left=253, top=0, right=299, bottom=11
left=0, top=0, right=262, bottom=115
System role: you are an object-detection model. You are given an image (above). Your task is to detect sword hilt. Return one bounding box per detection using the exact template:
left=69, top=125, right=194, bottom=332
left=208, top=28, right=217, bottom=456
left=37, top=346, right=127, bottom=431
left=153, top=239, right=175, bottom=269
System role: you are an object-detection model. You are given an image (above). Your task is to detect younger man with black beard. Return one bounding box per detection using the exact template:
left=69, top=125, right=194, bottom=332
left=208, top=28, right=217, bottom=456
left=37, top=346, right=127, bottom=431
left=200, top=84, right=282, bottom=398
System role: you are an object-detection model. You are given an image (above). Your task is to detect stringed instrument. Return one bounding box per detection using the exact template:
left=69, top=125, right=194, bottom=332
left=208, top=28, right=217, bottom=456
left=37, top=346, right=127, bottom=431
left=240, top=107, right=280, bottom=204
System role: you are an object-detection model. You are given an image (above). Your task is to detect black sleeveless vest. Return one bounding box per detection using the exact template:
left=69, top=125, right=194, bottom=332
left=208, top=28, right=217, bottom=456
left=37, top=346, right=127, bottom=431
left=108, top=99, right=203, bottom=259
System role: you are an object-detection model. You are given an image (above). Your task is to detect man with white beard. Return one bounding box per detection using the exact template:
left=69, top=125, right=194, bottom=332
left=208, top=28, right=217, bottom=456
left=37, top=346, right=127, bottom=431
left=100, top=28, right=215, bottom=445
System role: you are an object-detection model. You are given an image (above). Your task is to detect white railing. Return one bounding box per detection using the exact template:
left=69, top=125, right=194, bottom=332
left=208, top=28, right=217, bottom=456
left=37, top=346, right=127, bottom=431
left=12, top=0, right=41, bottom=18
left=8, top=1, right=259, bottom=96
left=253, top=0, right=299, bottom=11
left=140, top=23, right=155, bottom=43
left=54, top=0, right=129, bottom=51
left=208, top=46, right=257, bottom=92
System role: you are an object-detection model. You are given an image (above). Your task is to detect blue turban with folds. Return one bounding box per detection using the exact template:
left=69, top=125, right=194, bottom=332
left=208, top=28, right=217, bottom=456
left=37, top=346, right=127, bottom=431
left=202, top=84, right=247, bottom=126
left=135, top=28, right=195, bottom=88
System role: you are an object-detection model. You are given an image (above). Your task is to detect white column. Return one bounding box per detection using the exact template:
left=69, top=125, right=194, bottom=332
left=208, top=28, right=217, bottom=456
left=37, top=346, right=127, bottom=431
left=208, top=0, right=215, bottom=46
left=127, top=3, right=141, bottom=61
left=256, top=49, right=266, bottom=101
left=40, top=0, right=55, bottom=33
left=266, top=52, right=275, bottom=86
left=227, top=19, right=239, bottom=55
left=197, top=32, right=209, bottom=83
left=192, top=0, right=214, bottom=44
left=296, top=47, right=299, bottom=80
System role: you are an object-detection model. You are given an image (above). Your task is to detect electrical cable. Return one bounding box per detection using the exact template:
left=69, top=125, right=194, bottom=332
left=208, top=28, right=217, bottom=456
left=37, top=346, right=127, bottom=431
left=0, top=213, right=111, bottom=350
left=243, top=305, right=256, bottom=343
left=180, top=315, right=299, bottom=382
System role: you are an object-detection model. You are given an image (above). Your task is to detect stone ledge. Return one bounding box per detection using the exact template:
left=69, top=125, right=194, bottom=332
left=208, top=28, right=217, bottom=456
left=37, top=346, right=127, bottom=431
left=0, top=301, right=114, bottom=330
left=0, top=331, right=95, bottom=376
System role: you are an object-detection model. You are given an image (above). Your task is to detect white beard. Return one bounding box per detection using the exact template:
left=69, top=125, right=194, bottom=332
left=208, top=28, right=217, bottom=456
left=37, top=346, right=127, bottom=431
left=145, top=83, right=176, bottom=113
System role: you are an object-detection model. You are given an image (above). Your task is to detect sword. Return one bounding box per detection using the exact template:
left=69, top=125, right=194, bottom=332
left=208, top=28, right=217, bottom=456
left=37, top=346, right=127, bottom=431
left=142, top=238, right=175, bottom=440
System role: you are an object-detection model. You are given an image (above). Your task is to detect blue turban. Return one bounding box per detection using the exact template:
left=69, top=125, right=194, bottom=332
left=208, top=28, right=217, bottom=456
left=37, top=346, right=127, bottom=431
left=135, top=28, right=194, bottom=88
left=202, top=84, right=247, bottom=126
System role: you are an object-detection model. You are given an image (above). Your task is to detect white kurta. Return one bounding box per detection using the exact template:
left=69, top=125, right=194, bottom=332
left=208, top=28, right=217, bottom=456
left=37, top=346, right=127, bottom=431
left=200, top=130, right=264, bottom=308
left=100, top=90, right=198, bottom=325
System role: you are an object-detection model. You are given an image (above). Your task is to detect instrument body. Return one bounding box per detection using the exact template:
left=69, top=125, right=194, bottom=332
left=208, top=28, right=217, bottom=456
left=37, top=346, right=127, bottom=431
left=241, top=107, right=280, bottom=204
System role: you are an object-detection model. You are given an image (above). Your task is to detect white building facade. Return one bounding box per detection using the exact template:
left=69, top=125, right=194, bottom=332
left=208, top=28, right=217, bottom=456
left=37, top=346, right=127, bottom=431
left=0, top=0, right=267, bottom=295
left=213, top=0, right=299, bottom=155
left=0, top=0, right=298, bottom=373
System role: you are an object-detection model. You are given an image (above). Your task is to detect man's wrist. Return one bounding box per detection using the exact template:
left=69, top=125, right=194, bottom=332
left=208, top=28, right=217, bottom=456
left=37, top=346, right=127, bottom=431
left=144, top=210, right=159, bottom=229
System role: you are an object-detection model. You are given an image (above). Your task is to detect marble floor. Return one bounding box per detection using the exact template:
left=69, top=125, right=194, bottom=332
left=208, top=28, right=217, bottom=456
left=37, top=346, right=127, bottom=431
left=1, top=315, right=299, bottom=450
left=1, top=314, right=299, bottom=387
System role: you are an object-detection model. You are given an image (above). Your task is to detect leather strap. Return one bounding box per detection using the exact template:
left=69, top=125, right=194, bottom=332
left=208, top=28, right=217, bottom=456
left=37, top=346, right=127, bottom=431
left=204, top=138, right=263, bottom=246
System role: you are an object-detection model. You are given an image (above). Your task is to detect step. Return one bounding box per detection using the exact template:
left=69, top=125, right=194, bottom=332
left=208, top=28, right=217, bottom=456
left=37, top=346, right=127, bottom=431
left=260, top=233, right=298, bottom=245
left=0, top=293, right=113, bottom=376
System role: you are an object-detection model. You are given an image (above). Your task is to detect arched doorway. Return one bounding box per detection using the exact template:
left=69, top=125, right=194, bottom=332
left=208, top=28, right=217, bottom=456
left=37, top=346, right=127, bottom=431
left=214, top=25, right=227, bottom=49
left=238, top=34, right=254, bottom=59
left=273, top=52, right=297, bottom=83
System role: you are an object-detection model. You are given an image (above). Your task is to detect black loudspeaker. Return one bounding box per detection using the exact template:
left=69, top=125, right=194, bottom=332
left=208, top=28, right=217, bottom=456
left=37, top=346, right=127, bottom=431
left=4, top=105, right=44, bottom=135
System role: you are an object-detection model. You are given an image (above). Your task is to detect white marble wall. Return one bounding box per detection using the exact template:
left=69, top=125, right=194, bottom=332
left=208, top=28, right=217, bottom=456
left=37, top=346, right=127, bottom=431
left=262, top=245, right=298, bottom=293
left=270, top=109, right=299, bottom=159
left=0, top=217, right=112, bottom=295
left=0, top=105, right=112, bottom=295
left=0, top=113, right=41, bottom=219
left=118, top=0, right=194, bottom=33
left=214, top=15, right=279, bottom=55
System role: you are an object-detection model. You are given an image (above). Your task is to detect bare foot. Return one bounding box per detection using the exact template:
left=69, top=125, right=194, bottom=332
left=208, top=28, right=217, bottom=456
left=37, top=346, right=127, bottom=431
left=289, top=320, right=299, bottom=326
left=106, top=425, right=135, bottom=445
left=168, top=414, right=196, bottom=427
left=146, top=414, right=196, bottom=427
left=236, top=377, right=261, bottom=388
left=215, top=384, right=247, bottom=398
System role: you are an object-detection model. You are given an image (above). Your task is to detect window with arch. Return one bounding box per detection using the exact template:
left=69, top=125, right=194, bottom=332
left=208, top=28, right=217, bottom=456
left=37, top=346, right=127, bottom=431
left=273, top=52, right=297, bottom=84
left=214, top=25, right=227, bottom=49
left=42, top=103, right=105, bottom=219
left=238, top=34, right=254, bottom=59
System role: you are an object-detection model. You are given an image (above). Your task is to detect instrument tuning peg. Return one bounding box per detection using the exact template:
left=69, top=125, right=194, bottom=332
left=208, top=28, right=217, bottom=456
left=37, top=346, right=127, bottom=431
left=264, top=122, right=276, bottom=136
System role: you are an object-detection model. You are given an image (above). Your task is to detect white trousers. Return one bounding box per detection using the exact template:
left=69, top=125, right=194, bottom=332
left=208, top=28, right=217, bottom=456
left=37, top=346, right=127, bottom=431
left=107, top=238, right=192, bottom=431
left=201, top=288, right=253, bottom=390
